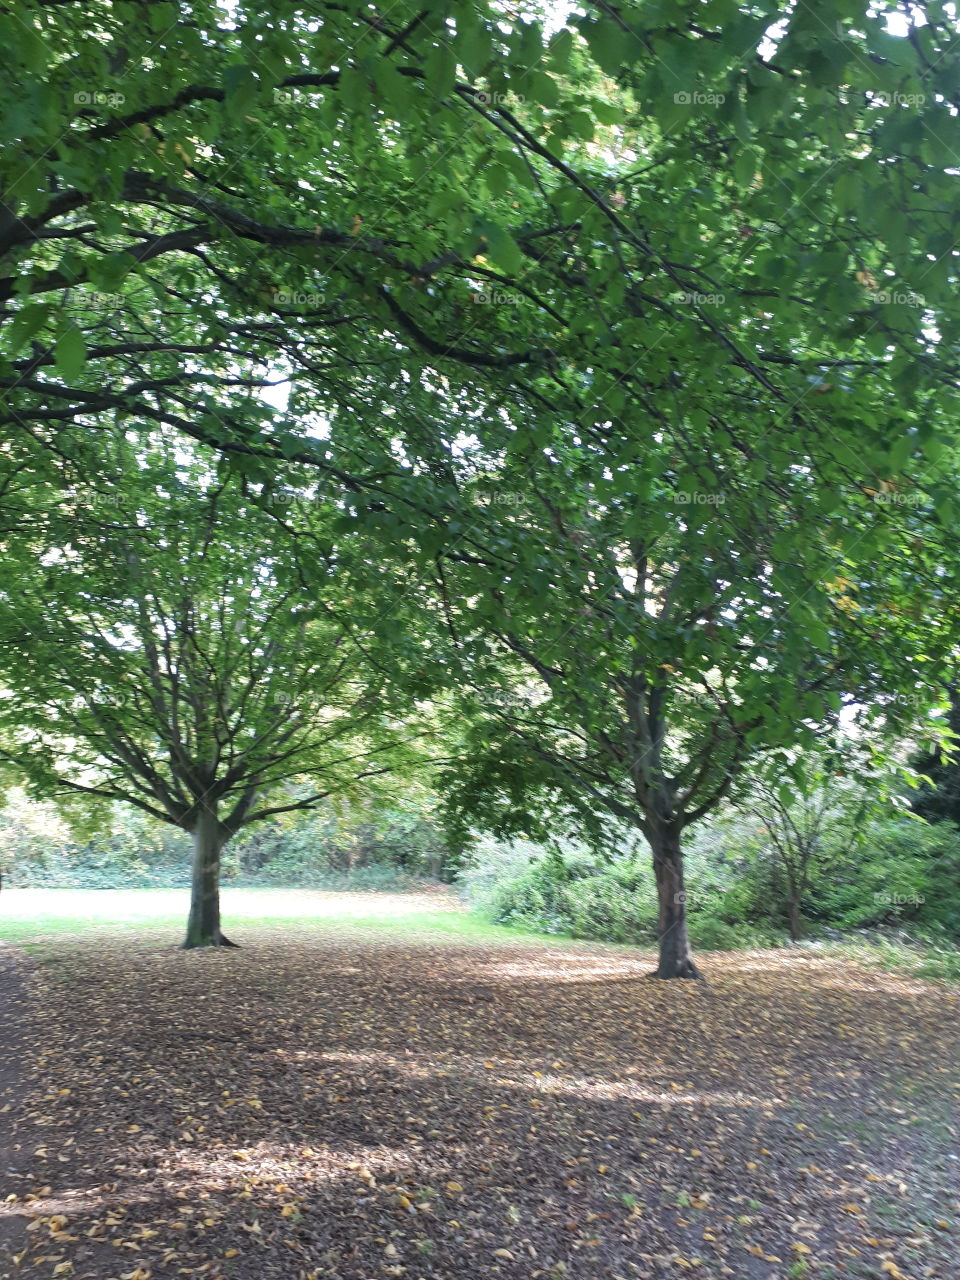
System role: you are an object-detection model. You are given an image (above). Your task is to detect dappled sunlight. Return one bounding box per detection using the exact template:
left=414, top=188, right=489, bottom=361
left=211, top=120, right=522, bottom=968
left=3, top=913, right=958, bottom=1279
left=0, top=1191, right=112, bottom=1219
left=521, top=1072, right=777, bottom=1112
left=313, top=1048, right=779, bottom=1111
left=458, top=954, right=653, bottom=984
left=167, top=1138, right=418, bottom=1188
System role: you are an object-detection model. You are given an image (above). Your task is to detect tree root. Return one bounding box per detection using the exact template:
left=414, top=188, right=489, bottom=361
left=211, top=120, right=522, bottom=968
left=647, top=960, right=703, bottom=980
left=181, top=932, right=241, bottom=950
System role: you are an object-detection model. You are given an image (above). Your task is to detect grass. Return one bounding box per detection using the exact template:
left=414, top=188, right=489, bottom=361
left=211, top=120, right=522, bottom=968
left=0, top=886, right=560, bottom=949
left=5, top=889, right=960, bottom=983
left=815, top=931, right=960, bottom=982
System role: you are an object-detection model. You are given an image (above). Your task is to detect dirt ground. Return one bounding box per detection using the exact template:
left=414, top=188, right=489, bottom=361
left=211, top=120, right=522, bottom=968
left=0, top=931, right=957, bottom=1280
left=0, top=943, right=28, bottom=1273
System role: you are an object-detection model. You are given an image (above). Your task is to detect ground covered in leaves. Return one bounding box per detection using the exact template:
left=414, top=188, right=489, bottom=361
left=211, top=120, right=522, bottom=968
left=1, top=896, right=958, bottom=1280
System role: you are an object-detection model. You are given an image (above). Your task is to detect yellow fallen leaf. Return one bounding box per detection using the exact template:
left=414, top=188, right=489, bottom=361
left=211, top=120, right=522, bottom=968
left=446, top=1181, right=463, bottom=1193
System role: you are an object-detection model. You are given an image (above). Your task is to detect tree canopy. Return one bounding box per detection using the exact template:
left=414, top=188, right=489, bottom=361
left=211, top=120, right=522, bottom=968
left=1, top=0, right=958, bottom=970
left=0, top=436, right=425, bottom=944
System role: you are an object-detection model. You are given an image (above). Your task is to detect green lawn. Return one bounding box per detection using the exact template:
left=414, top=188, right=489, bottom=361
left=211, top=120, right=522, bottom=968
left=0, top=885, right=550, bottom=948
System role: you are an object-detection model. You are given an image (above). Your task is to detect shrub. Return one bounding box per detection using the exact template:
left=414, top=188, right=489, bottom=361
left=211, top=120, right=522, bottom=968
left=0, top=788, right=458, bottom=889
left=810, top=817, right=960, bottom=936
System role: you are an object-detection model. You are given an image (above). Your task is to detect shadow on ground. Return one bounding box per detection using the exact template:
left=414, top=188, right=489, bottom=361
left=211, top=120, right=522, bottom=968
left=2, top=932, right=958, bottom=1279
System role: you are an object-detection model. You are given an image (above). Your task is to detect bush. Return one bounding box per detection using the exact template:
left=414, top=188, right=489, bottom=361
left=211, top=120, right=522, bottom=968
left=810, top=817, right=960, bottom=936
left=467, top=843, right=654, bottom=942
left=461, top=836, right=787, bottom=949
left=0, top=788, right=459, bottom=889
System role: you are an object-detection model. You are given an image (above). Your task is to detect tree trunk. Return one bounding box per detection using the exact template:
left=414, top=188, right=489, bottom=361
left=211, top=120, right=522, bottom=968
left=650, top=827, right=701, bottom=979
left=183, top=804, right=237, bottom=949
left=787, top=897, right=802, bottom=942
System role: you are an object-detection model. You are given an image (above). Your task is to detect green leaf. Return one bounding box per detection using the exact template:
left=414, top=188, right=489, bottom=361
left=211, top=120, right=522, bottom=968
left=55, top=328, right=86, bottom=382
left=733, top=147, right=759, bottom=189
left=7, top=303, right=52, bottom=355
left=424, top=44, right=458, bottom=97
left=223, top=64, right=258, bottom=106
left=887, top=432, right=914, bottom=471
left=479, top=222, right=524, bottom=275
left=591, top=100, right=622, bottom=125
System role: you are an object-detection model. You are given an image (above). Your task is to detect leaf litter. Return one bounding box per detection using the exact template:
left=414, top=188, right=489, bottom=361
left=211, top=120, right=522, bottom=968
left=0, top=930, right=958, bottom=1279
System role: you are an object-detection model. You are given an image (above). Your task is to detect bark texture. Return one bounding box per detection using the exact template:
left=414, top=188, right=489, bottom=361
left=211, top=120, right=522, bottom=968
left=183, top=805, right=236, bottom=948
left=788, top=898, right=802, bottom=942
left=651, top=828, right=701, bottom=979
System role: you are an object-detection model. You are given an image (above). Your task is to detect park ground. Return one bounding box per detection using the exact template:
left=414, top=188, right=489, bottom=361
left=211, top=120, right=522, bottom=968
left=0, top=889, right=958, bottom=1280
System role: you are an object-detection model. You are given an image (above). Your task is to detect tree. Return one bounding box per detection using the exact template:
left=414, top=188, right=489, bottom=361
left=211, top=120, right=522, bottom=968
left=309, top=0, right=960, bottom=976
left=911, top=683, right=960, bottom=824
left=0, top=437, right=420, bottom=946
left=745, top=743, right=893, bottom=941
left=3, top=0, right=959, bottom=976
left=424, top=452, right=949, bottom=975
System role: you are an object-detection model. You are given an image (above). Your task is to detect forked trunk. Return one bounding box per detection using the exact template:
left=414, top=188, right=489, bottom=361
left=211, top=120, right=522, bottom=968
left=650, top=827, right=701, bottom=979
left=183, top=804, right=237, bottom=949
